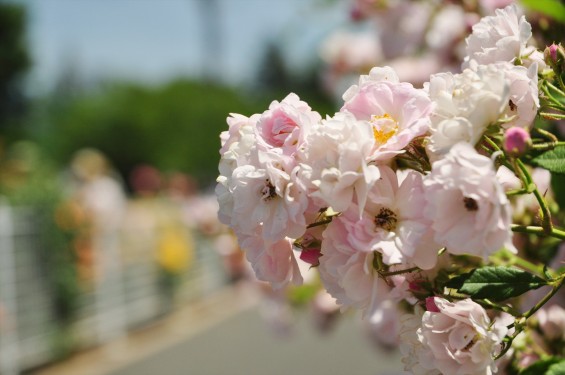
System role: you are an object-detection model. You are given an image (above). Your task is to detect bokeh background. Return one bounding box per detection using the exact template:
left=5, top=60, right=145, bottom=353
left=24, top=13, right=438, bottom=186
left=0, top=0, right=562, bottom=374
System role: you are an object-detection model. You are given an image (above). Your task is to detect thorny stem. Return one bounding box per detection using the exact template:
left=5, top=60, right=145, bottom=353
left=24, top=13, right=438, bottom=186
left=511, top=224, right=565, bottom=240
left=378, top=266, right=420, bottom=277
left=540, top=112, right=565, bottom=120
left=523, top=274, right=565, bottom=320
left=514, top=159, right=553, bottom=235
left=534, top=127, right=559, bottom=143
left=546, top=79, right=565, bottom=99
left=306, top=217, right=334, bottom=228
left=541, top=83, right=565, bottom=108
left=530, top=142, right=565, bottom=151
left=483, top=136, right=553, bottom=233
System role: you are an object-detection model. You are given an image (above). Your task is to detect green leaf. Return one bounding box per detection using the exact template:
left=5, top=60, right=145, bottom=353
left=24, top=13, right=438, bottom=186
left=520, top=357, right=565, bottom=375
left=521, top=0, right=565, bottom=23
left=531, top=146, right=565, bottom=174
left=547, top=360, right=565, bottom=375
left=446, top=266, right=548, bottom=302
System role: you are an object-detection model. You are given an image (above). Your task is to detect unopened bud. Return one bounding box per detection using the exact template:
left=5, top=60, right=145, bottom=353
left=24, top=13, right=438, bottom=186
left=544, top=43, right=565, bottom=73
left=504, top=127, right=531, bottom=156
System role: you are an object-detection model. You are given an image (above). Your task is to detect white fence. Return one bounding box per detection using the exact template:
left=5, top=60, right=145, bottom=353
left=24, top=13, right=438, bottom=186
left=0, top=204, right=226, bottom=374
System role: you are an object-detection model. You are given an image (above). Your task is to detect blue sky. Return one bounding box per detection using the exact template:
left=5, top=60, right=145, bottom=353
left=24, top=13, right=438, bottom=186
left=18, top=0, right=347, bottom=91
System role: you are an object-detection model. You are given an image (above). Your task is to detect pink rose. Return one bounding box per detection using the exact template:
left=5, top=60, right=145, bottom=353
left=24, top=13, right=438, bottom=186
left=341, top=66, right=433, bottom=161
left=256, top=93, right=321, bottom=155
left=418, top=297, right=508, bottom=374
left=238, top=232, right=303, bottom=289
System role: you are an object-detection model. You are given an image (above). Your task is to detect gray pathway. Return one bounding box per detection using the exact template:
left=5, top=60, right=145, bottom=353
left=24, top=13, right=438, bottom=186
left=109, top=307, right=405, bottom=375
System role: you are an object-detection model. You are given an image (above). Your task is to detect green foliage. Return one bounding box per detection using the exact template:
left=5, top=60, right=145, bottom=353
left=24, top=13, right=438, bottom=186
left=0, top=141, right=80, bottom=323
left=521, top=0, right=565, bottom=23
left=446, top=266, right=548, bottom=302
left=520, top=357, right=565, bottom=375
left=531, top=145, right=565, bottom=174
left=38, top=80, right=265, bottom=188
left=287, top=282, right=321, bottom=307
left=0, top=3, right=30, bottom=132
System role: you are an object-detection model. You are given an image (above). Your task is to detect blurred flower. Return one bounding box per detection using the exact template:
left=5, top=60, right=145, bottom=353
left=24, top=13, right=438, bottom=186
left=130, top=164, right=162, bottom=196
left=537, top=304, right=565, bottom=341
left=157, top=227, right=193, bottom=274
left=320, top=29, right=382, bottom=75
left=366, top=299, right=402, bottom=349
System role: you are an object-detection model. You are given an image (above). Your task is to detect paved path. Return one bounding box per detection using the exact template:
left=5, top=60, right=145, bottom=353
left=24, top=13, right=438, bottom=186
left=109, top=305, right=404, bottom=375
left=30, top=284, right=406, bottom=375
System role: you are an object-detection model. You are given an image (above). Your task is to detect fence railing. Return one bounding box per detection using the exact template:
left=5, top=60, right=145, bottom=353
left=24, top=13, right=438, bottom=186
left=0, top=203, right=227, bottom=374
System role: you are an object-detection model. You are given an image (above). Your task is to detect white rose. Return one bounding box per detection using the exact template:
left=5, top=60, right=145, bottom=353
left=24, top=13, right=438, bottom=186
left=463, top=4, right=532, bottom=68
left=424, top=142, right=515, bottom=259
left=426, top=65, right=509, bottom=158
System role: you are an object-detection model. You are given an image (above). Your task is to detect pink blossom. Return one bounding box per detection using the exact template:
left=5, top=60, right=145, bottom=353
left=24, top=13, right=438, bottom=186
left=478, top=0, right=515, bottom=14
left=255, top=93, right=321, bottom=155
left=238, top=232, right=303, bottom=289
left=316, top=166, right=439, bottom=271
left=319, top=29, right=382, bottom=74
left=417, top=297, right=509, bottom=375
left=317, top=214, right=392, bottom=317
left=424, top=142, right=515, bottom=259
left=366, top=299, right=402, bottom=348
left=360, top=167, right=440, bottom=268
left=341, top=67, right=433, bottom=161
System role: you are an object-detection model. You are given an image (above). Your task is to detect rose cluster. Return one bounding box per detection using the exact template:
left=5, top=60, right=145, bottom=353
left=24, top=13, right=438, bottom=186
left=217, top=5, right=563, bottom=375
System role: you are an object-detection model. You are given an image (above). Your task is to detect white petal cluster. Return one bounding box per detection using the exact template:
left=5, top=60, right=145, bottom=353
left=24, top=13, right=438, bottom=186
left=424, top=142, right=515, bottom=259
left=426, top=65, right=509, bottom=158
left=299, top=112, right=381, bottom=214
left=463, top=4, right=532, bottom=68
left=214, top=4, right=552, bottom=373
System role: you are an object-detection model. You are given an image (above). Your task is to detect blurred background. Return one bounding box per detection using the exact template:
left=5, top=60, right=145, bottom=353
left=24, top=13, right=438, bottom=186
left=0, top=0, right=561, bottom=374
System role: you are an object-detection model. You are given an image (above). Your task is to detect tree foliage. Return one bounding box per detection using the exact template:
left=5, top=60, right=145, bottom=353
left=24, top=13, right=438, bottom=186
left=39, top=80, right=267, bottom=189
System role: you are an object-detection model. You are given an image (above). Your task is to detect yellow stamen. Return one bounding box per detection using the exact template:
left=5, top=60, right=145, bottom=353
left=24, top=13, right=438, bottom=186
left=370, top=113, right=399, bottom=145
